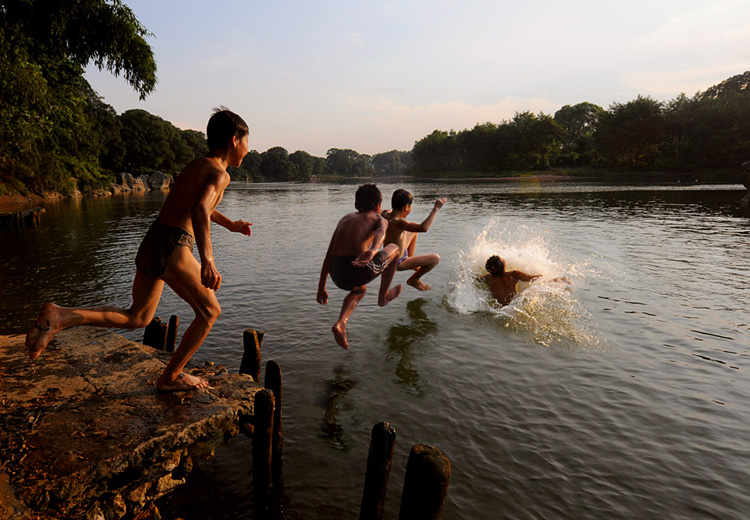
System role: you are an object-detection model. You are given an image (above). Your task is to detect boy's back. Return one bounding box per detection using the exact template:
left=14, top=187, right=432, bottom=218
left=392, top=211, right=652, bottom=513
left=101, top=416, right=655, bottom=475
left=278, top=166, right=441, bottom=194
left=330, top=211, right=384, bottom=257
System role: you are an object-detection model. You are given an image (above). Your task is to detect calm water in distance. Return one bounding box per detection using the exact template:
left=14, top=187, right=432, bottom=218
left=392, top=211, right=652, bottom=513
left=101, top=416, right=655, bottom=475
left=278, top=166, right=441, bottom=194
left=1, top=181, right=749, bottom=519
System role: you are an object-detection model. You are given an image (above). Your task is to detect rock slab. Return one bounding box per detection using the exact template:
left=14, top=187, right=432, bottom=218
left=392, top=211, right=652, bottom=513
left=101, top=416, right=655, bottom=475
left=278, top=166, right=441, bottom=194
left=0, top=327, right=261, bottom=519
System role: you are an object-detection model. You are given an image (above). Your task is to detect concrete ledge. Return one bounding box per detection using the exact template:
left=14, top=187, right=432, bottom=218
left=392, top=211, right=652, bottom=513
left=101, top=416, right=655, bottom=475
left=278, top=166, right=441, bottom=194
left=0, top=327, right=262, bottom=519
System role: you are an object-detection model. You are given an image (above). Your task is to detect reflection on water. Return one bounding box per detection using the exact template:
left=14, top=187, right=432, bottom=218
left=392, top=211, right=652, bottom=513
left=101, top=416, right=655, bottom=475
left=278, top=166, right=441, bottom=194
left=384, top=298, right=438, bottom=397
left=318, top=365, right=358, bottom=452
left=2, top=182, right=750, bottom=519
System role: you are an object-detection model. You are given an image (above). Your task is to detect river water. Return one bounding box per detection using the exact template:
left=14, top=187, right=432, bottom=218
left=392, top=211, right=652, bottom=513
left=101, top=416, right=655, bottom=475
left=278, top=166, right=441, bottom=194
left=1, top=181, right=749, bottom=519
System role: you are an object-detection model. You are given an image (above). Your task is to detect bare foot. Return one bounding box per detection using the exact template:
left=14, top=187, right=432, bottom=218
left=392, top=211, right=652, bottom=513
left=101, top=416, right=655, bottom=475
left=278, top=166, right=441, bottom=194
left=25, top=303, right=63, bottom=360
left=379, top=284, right=402, bottom=306
left=332, top=322, right=349, bottom=350
left=407, top=277, right=431, bottom=291
left=156, top=372, right=209, bottom=393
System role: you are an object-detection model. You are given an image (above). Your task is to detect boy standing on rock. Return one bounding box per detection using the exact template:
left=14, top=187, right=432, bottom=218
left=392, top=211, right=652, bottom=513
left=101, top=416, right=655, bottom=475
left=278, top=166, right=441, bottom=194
left=25, top=108, right=252, bottom=392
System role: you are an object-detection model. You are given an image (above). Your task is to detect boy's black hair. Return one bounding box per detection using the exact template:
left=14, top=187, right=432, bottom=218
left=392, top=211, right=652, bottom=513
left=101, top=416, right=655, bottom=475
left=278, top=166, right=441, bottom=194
left=206, top=107, right=249, bottom=150
left=391, top=189, right=414, bottom=211
left=355, top=184, right=382, bottom=212
left=486, top=255, right=505, bottom=277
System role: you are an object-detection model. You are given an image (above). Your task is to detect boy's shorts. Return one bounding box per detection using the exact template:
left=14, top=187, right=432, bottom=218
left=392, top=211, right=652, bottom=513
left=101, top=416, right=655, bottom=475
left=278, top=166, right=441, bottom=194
left=330, top=251, right=391, bottom=291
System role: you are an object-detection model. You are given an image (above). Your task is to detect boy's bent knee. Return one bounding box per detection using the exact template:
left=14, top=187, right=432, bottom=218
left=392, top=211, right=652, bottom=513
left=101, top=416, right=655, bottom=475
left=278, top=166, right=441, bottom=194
left=197, top=301, right=221, bottom=324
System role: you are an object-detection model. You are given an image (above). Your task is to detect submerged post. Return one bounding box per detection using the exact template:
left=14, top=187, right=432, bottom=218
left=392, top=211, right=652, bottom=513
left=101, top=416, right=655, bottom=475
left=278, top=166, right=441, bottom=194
left=240, top=329, right=264, bottom=382
left=398, top=444, right=451, bottom=520
left=143, top=317, right=167, bottom=350
left=264, top=360, right=283, bottom=481
left=360, top=422, right=397, bottom=520
left=165, top=315, right=179, bottom=353
left=253, top=389, right=275, bottom=492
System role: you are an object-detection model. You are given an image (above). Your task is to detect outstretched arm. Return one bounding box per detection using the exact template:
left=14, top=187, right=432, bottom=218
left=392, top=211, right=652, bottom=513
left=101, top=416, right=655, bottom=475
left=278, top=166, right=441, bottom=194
left=512, top=271, right=542, bottom=283
left=211, top=210, right=252, bottom=236
left=400, top=198, right=447, bottom=233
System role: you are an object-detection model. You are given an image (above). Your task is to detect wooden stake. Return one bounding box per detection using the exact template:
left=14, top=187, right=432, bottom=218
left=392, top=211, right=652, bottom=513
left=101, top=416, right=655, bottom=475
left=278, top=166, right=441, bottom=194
left=143, top=317, right=167, bottom=350
left=253, top=389, right=275, bottom=492
left=264, top=360, right=283, bottom=481
left=165, top=315, right=178, bottom=353
left=240, top=329, right=264, bottom=382
left=360, top=422, right=397, bottom=520
left=398, top=444, right=451, bottom=520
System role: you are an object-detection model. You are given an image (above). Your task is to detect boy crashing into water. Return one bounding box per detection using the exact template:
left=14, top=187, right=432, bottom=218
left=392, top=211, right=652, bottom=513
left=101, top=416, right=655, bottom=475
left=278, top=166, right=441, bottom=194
left=25, top=108, right=253, bottom=392
left=382, top=189, right=447, bottom=291
left=478, top=255, right=571, bottom=307
left=317, top=184, right=402, bottom=349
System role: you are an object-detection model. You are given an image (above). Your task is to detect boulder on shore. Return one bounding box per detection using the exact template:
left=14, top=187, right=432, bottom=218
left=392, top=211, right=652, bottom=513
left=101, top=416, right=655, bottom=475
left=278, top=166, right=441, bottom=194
left=147, top=172, right=173, bottom=190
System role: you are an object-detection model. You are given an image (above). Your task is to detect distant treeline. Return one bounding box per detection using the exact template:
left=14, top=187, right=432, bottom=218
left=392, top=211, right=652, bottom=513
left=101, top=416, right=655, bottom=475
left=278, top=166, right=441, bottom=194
left=412, top=72, right=750, bottom=176
left=1, top=1, right=748, bottom=197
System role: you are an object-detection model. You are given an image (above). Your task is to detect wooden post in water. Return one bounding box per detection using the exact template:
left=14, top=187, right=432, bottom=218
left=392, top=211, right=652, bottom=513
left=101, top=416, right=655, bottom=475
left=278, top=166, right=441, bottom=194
left=165, top=315, right=178, bottom=353
left=240, top=329, right=264, bottom=382
left=143, top=317, right=167, bottom=350
left=360, top=422, right=397, bottom=520
left=264, top=360, right=283, bottom=481
left=253, top=389, right=275, bottom=492
left=398, top=444, right=451, bottom=520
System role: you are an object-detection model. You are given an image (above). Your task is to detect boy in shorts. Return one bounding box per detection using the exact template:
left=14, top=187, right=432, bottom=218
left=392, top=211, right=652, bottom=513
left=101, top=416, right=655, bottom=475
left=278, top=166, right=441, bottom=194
left=382, top=189, right=446, bottom=291
left=25, top=108, right=253, bottom=392
left=317, top=184, right=402, bottom=349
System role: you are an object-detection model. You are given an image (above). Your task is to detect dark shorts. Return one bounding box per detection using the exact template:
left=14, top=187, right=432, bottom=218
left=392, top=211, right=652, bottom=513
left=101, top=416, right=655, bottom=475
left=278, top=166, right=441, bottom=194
left=330, top=251, right=391, bottom=291
left=135, top=219, right=195, bottom=278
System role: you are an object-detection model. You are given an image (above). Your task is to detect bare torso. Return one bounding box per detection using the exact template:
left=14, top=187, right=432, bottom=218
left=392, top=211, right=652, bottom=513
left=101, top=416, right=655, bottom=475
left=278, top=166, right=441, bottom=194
left=329, top=211, right=384, bottom=256
left=484, top=272, right=525, bottom=307
left=157, top=157, right=229, bottom=234
left=383, top=216, right=412, bottom=254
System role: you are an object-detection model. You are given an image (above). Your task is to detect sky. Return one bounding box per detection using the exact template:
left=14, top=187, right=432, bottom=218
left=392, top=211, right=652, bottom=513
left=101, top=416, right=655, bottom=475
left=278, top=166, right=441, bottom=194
left=84, top=0, right=750, bottom=157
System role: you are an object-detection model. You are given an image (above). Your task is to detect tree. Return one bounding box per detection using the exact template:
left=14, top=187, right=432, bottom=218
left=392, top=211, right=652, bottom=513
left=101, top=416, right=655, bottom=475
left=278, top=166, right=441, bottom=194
left=456, top=123, right=499, bottom=171
left=289, top=150, right=316, bottom=181
left=411, top=130, right=459, bottom=174
left=698, top=71, right=750, bottom=101
left=260, top=146, right=293, bottom=181
left=1, top=0, right=155, bottom=98
left=506, top=112, right=563, bottom=169
left=325, top=148, right=374, bottom=177
left=594, top=96, right=665, bottom=167
left=554, top=102, right=604, bottom=165
left=0, top=0, right=156, bottom=193
left=372, top=150, right=412, bottom=176
left=119, top=109, right=186, bottom=174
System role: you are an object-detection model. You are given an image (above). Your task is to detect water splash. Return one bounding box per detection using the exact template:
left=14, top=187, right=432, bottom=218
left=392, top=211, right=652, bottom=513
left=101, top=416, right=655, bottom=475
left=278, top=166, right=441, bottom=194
left=444, top=218, right=604, bottom=349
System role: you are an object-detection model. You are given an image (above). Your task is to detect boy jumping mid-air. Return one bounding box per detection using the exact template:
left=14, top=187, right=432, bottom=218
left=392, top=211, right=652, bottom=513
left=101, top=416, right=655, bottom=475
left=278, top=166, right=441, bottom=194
left=382, top=189, right=446, bottom=291
left=25, top=108, right=253, bottom=392
left=317, top=184, right=402, bottom=349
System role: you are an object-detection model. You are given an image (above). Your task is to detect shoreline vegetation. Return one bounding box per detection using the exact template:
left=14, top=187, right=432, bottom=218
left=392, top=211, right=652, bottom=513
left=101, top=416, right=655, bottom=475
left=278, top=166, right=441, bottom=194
left=1, top=167, right=744, bottom=213
left=2, top=3, right=749, bottom=214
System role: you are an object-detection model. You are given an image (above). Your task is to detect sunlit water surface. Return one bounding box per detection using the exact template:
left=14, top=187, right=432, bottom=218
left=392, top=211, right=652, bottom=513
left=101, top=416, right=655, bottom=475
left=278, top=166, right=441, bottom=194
left=2, top=182, right=749, bottom=519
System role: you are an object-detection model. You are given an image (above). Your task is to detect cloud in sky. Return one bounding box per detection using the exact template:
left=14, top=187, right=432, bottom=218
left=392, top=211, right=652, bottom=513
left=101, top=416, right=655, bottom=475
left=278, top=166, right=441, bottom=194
left=85, top=0, right=750, bottom=157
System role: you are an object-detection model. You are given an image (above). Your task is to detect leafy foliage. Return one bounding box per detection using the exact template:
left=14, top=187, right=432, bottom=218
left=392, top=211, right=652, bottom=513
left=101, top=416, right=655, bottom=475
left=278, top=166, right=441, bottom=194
left=410, top=72, right=750, bottom=175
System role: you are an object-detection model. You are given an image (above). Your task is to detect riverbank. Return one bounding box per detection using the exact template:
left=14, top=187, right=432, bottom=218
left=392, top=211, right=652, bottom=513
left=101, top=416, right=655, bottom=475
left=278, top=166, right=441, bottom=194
left=0, top=172, right=173, bottom=213
left=2, top=168, right=744, bottom=212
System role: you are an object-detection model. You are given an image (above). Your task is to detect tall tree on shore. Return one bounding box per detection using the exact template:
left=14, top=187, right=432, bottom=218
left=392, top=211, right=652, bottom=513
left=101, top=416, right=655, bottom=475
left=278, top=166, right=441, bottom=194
left=0, top=0, right=156, bottom=193
left=554, top=102, right=604, bottom=165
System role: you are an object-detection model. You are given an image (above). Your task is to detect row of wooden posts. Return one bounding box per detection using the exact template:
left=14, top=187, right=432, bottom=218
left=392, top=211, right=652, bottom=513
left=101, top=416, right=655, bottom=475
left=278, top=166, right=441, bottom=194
left=143, top=318, right=451, bottom=519
left=0, top=206, right=46, bottom=229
